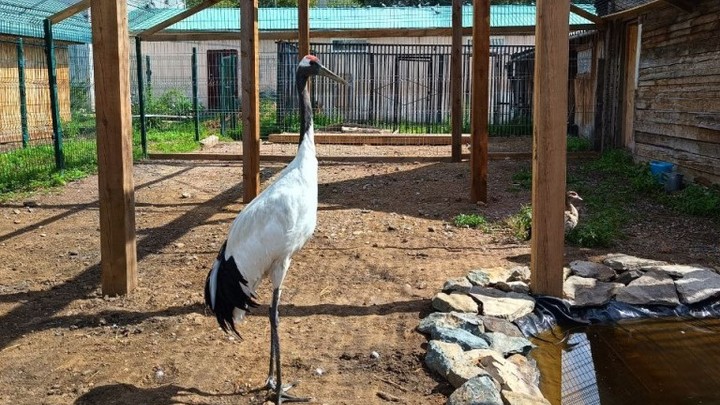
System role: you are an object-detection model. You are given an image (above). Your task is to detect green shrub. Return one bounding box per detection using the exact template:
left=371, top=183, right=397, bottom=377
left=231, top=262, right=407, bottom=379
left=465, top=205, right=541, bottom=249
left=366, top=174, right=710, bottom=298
left=507, top=204, right=532, bottom=240
left=453, top=213, right=490, bottom=231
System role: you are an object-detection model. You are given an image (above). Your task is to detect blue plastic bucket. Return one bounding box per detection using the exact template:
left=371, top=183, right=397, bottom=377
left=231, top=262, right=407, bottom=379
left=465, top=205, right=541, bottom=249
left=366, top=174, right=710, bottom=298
left=650, top=161, right=673, bottom=184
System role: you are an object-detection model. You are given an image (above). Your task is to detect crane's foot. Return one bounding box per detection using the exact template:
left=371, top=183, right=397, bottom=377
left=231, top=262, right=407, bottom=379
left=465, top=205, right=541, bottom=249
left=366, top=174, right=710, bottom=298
left=249, top=378, right=310, bottom=404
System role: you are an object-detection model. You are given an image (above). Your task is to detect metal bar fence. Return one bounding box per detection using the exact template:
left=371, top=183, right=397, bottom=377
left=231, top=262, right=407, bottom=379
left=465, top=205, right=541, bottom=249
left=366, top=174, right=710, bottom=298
left=276, top=41, right=540, bottom=136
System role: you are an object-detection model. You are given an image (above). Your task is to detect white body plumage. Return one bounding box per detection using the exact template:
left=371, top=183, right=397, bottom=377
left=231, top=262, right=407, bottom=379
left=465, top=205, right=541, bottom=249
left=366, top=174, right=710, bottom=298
left=206, top=128, right=318, bottom=328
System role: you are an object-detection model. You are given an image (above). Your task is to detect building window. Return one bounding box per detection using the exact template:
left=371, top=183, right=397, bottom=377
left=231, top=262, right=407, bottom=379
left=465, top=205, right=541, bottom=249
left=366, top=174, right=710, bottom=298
left=577, top=48, right=592, bottom=76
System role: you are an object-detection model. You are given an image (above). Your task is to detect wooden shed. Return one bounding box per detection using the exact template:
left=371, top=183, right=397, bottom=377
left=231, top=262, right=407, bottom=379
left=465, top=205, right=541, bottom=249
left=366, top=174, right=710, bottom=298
left=0, top=36, right=71, bottom=146
left=600, top=0, right=720, bottom=185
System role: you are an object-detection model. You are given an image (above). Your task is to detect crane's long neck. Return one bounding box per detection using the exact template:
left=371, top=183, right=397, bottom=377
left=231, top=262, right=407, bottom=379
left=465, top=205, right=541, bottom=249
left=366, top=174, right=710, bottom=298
left=297, top=74, right=314, bottom=149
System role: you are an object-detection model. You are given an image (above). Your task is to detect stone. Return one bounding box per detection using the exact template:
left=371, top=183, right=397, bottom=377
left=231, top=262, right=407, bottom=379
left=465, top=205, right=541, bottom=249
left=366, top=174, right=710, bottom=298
left=506, top=354, right=540, bottom=387
left=425, top=341, right=488, bottom=388
left=479, top=316, right=525, bottom=338
left=429, top=327, right=491, bottom=351
left=432, top=292, right=479, bottom=313
left=466, top=270, right=492, bottom=287
left=674, top=269, right=720, bottom=304
left=467, top=349, right=543, bottom=398
left=615, top=270, right=679, bottom=306
left=494, top=281, right=530, bottom=294
left=447, top=375, right=503, bottom=405
left=603, top=253, right=666, bottom=271
left=468, top=287, right=535, bottom=322
left=200, top=135, right=219, bottom=148
left=615, top=270, right=643, bottom=285
left=418, top=312, right=485, bottom=336
left=486, top=332, right=534, bottom=357
left=507, top=266, right=531, bottom=282
left=563, top=276, right=622, bottom=307
left=443, top=277, right=473, bottom=293
left=644, top=264, right=717, bottom=278
left=563, top=267, right=572, bottom=280
left=569, top=260, right=617, bottom=282
left=501, top=390, right=552, bottom=405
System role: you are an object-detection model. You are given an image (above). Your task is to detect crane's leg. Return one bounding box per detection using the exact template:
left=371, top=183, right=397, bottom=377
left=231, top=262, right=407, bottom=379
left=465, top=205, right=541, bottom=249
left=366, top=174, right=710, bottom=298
left=249, top=288, right=309, bottom=404
left=268, top=288, right=309, bottom=404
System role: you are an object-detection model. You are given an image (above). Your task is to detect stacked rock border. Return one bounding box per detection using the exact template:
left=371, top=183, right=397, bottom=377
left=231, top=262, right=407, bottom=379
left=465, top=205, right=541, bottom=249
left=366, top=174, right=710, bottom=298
left=418, top=253, right=720, bottom=404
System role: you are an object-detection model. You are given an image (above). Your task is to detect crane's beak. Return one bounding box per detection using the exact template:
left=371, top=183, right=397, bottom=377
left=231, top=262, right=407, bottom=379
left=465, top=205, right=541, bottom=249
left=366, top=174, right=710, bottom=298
left=318, top=65, right=347, bottom=85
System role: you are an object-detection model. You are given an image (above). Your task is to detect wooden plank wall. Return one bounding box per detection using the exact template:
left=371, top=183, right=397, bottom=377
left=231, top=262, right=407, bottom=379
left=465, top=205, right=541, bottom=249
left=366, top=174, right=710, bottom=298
left=0, top=39, right=71, bottom=145
left=633, top=0, right=720, bottom=185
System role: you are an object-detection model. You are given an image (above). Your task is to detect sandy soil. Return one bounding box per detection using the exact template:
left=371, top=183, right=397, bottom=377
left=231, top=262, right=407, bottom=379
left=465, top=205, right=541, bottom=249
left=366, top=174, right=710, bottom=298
left=0, top=142, right=718, bottom=405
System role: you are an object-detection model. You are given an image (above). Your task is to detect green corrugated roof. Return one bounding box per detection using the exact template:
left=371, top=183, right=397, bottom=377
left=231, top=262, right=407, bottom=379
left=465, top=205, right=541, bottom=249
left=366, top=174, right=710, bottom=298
left=0, top=3, right=597, bottom=44
left=132, top=5, right=596, bottom=33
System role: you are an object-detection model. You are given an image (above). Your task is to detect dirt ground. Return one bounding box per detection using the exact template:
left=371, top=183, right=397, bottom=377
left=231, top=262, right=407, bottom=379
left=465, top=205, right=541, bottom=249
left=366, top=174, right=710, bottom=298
left=1, top=141, right=718, bottom=405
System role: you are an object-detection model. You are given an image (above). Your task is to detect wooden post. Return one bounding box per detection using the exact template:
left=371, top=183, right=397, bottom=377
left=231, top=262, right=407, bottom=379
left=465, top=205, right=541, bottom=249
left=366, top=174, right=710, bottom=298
left=470, top=0, right=489, bottom=202
left=192, top=47, right=200, bottom=142
left=241, top=0, right=261, bottom=202
left=298, top=0, right=310, bottom=58
left=91, top=0, right=138, bottom=296
left=17, top=39, right=29, bottom=148
left=44, top=19, right=65, bottom=170
left=530, top=0, right=570, bottom=297
left=450, top=0, right=462, bottom=162
left=135, top=37, right=148, bottom=157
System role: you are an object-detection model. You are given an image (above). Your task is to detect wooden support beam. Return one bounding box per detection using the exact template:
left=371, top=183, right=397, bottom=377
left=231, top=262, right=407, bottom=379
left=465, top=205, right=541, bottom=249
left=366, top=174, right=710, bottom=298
left=91, top=0, right=137, bottom=296
left=138, top=0, right=221, bottom=39
left=141, top=25, right=597, bottom=42
left=241, top=0, right=260, bottom=203
left=48, top=0, right=90, bottom=24
left=602, top=0, right=664, bottom=20
left=470, top=0, right=489, bottom=203
left=570, top=4, right=604, bottom=27
left=530, top=0, right=570, bottom=297
left=450, top=0, right=463, bottom=162
left=661, top=0, right=694, bottom=12
left=298, top=0, right=310, bottom=58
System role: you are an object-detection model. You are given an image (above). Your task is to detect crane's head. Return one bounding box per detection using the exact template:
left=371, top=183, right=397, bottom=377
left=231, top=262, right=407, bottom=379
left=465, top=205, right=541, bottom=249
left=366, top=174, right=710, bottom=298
left=297, top=54, right=347, bottom=85
left=566, top=190, right=583, bottom=202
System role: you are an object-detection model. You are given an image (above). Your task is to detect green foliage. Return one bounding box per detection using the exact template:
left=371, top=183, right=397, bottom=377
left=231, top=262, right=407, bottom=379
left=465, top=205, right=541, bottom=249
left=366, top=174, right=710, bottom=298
left=61, top=114, right=95, bottom=140
left=453, top=213, right=490, bottom=231
left=489, top=116, right=532, bottom=137
left=506, top=204, right=532, bottom=240
left=69, top=84, right=91, bottom=114
left=146, top=89, right=194, bottom=116
left=565, top=206, right=626, bottom=248
left=566, top=136, right=592, bottom=152
left=660, top=184, right=720, bottom=218
left=0, top=139, right=98, bottom=195
left=510, top=168, right=532, bottom=191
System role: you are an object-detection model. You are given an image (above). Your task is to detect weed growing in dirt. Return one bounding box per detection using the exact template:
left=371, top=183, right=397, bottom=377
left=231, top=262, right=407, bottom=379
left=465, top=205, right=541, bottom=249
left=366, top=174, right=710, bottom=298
left=453, top=213, right=490, bottom=231
left=506, top=204, right=532, bottom=240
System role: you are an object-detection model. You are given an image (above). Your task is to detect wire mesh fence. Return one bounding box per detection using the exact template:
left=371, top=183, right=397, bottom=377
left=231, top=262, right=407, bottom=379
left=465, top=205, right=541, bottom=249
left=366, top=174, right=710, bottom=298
left=0, top=0, right=621, bottom=193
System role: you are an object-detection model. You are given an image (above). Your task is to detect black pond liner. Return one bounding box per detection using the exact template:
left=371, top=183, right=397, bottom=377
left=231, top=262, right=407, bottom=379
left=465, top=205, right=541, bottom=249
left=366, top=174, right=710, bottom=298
left=514, top=295, right=720, bottom=338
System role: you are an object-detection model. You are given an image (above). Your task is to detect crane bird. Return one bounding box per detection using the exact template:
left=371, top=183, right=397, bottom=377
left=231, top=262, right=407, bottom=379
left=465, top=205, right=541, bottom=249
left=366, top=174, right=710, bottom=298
left=204, top=55, right=346, bottom=404
left=524, top=191, right=583, bottom=240
left=564, top=190, right=583, bottom=233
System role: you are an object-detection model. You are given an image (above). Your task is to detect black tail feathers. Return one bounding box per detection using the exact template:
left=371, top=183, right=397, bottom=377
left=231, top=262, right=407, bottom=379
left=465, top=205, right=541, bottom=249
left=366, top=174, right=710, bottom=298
left=204, top=242, right=259, bottom=337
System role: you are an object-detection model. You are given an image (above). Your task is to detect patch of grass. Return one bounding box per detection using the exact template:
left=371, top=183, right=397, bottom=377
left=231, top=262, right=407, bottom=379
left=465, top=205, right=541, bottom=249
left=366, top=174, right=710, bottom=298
left=510, top=168, right=532, bottom=191
left=453, top=213, right=490, bottom=231
left=567, top=136, right=592, bottom=152
left=0, top=139, right=98, bottom=195
left=660, top=183, right=720, bottom=218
